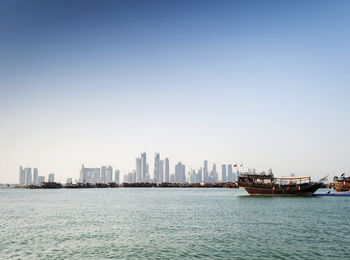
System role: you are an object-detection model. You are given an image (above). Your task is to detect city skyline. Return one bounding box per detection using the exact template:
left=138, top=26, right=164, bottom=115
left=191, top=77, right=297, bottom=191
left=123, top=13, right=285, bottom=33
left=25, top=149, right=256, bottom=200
left=1, top=0, right=350, bottom=183
left=16, top=151, right=274, bottom=185
left=17, top=151, right=245, bottom=185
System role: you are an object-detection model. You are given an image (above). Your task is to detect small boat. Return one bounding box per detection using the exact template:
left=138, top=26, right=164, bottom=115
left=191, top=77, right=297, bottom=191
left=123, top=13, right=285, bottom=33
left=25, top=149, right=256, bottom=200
left=332, top=174, right=350, bottom=192
left=313, top=192, right=350, bottom=196
left=238, top=173, right=324, bottom=196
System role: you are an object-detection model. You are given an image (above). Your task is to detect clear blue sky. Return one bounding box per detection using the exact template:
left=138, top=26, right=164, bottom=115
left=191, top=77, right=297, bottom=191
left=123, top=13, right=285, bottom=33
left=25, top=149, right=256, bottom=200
left=1, top=0, right=350, bottom=183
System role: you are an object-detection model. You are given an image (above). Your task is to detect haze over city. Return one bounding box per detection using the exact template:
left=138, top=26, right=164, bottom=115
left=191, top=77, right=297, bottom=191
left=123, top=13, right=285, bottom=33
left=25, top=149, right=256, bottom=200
left=1, top=0, right=350, bottom=183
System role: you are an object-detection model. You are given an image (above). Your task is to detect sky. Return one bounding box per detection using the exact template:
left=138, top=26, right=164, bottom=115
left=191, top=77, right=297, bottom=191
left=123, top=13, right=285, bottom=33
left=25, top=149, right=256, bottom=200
left=1, top=0, right=350, bottom=183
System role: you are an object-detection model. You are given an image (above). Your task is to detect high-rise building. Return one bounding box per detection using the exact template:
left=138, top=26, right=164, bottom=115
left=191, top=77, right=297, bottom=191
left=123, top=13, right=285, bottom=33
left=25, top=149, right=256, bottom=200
left=115, top=169, right=120, bottom=184
left=101, top=166, right=107, bottom=183
left=141, top=152, right=147, bottom=182
left=165, top=157, right=170, bottom=183
left=25, top=168, right=32, bottom=185
left=106, top=166, right=113, bottom=183
left=175, top=162, right=186, bottom=183
left=80, top=165, right=100, bottom=183
left=221, top=164, right=227, bottom=182
left=125, top=172, right=136, bottom=183
left=227, top=164, right=233, bottom=182
left=38, top=176, right=45, bottom=184
left=48, top=173, right=54, bottom=182
left=132, top=170, right=136, bottom=183
left=170, top=173, right=175, bottom=183
left=100, top=166, right=113, bottom=183
left=154, top=153, right=160, bottom=183
left=33, top=168, right=38, bottom=185
left=146, top=163, right=150, bottom=182
left=136, top=157, right=142, bottom=183
left=123, top=174, right=128, bottom=183
left=210, top=164, right=218, bottom=182
left=198, top=167, right=203, bottom=183
left=93, top=170, right=100, bottom=183
left=189, top=169, right=201, bottom=183
left=159, top=160, right=164, bottom=183
left=19, top=166, right=25, bottom=185
left=203, top=160, right=208, bottom=183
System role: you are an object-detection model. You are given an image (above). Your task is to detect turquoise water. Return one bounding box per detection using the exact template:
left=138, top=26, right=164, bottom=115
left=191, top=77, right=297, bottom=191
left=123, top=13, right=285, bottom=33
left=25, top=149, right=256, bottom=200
left=0, top=188, right=349, bottom=259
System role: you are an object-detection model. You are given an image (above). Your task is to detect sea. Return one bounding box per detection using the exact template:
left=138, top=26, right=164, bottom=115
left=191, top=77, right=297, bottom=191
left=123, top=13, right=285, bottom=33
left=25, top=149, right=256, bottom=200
left=0, top=188, right=349, bottom=259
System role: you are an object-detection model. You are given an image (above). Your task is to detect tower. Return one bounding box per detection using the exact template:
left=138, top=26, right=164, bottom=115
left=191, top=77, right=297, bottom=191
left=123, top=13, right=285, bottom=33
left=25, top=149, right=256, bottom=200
left=33, top=168, right=38, bottom=185
left=204, top=160, right=208, bottom=183
left=221, top=164, right=227, bottom=182
left=165, top=157, right=170, bottom=183
left=141, top=152, right=147, bottom=182
left=136, top=158, right=142, bottom=183
left=154, top=153, right=160, bottom=183
left=19, top=166, right=25, bottom=185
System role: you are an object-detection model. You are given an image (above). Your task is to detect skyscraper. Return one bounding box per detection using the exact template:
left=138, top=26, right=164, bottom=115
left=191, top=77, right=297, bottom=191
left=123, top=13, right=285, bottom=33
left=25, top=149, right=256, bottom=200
left=221, top=164, right=227, bottom=182
left=227, top=164, right=233, bottom=182
left=38, top=176, right=45, bottom=184
left=141, top=152, right=147, bottom=182
left=159, top=160, right=164, bottom=183
left=115, top=169, right=120, bottom=184
left=210, top=164, right=218, bottom=182
left=165, top=157, right=170, bottom=183
left=33, top=168, right=38, bottom=185
left=24, top=168, right=32, bottom=185
left=80, top=165, right=101, bottom=183
left=203, top=160, right=208, bottom=183
left=48, top=173, right=54, bottom=182
left=132, top=170, right=136, bottom=183
left=99, top=166, right=113, bottom=183
left=154, top=153, right=160, bottom=183
left=175, top=162, right=186, bottom=183
left=136, top=157, right=142, bottom=183
left=107, top=166, right=113, bottom=183
left=170, top=173, right=175, bottom=183
left=19, top=166, right=25, bottom=185
left=101, top=166, right=107, bottom=183
left=125, top=171, right=136, bottom=183
left=198, top=167, right=203, bottom=183
left=146, top=163, right=150, bottom=182
left=93, top=169, right=100, bottom=183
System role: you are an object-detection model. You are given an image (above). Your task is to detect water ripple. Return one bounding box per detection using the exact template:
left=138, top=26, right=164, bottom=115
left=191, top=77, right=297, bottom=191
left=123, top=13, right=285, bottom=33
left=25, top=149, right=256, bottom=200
left=0, top=188, right=349, bottom=259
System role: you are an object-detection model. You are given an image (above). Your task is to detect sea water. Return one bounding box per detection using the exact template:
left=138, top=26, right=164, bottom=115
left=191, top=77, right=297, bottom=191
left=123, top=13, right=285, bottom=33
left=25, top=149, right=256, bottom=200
left=0, top=188, right=349, bottom=259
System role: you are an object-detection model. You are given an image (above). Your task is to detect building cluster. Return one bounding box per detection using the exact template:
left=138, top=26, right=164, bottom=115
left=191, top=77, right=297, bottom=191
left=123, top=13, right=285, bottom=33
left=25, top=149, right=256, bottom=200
left=181, top=161, right=238, bottom=184
left=19, top=152, right=240, bottom=185
left=19, top=166, right=54, bottom=185
left=79, top=165, right=120, bottom=184
left=123, top=153, right=238, bottom=184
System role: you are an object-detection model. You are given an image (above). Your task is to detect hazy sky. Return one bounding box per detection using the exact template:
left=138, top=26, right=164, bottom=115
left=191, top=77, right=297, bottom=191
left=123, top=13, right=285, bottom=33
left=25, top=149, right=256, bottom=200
left=1, top=0, right=350, bottom=183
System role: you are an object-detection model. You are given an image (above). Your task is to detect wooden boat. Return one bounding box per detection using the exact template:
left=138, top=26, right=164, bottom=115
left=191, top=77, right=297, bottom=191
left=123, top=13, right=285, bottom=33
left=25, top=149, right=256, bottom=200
left=40, top=182, right=63, bottom=189
left=332, top=174, right=350, bottom=192
left=238, top=174, right=323, bottom=196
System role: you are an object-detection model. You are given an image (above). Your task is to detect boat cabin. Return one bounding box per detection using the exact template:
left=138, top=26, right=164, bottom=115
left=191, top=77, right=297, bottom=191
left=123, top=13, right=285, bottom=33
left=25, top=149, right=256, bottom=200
left=238, top=174, right=311, bottom=185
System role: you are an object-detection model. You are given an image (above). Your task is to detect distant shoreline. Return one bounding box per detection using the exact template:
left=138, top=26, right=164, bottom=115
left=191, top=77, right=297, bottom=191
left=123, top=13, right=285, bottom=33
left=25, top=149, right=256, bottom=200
left=2, top=182, right=239, bottom=189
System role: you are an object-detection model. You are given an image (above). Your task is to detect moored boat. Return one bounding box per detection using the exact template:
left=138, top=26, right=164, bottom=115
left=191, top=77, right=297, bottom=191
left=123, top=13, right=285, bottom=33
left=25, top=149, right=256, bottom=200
left=40, top=182, right=63, bottom=189
left=238, top=173, right=323, bottom=196
left=332, top=174, right=350, bottom=192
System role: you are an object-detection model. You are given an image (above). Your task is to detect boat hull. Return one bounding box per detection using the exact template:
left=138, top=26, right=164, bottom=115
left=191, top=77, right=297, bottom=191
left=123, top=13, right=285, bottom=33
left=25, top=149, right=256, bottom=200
left=243, top=183, right=323, bottom=196
left=334, top=181, right=350, bottom=192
